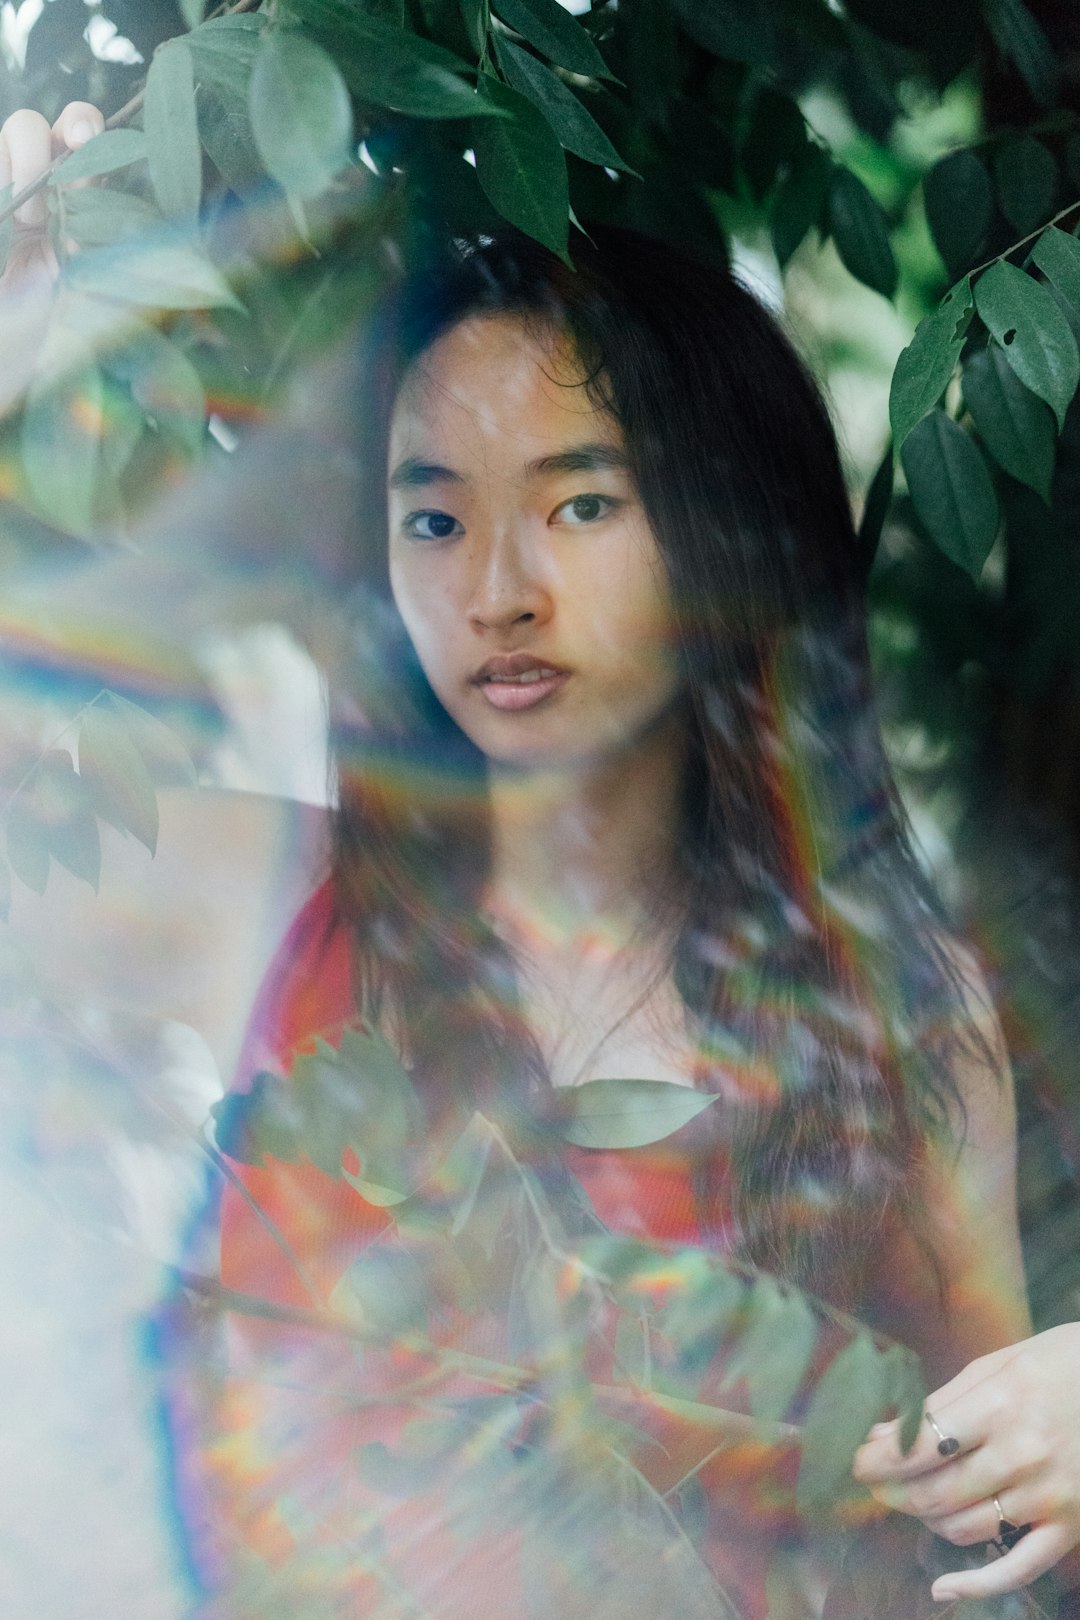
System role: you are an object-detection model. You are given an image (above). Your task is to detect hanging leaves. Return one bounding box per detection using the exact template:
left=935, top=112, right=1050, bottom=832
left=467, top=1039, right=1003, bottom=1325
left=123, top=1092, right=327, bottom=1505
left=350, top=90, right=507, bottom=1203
left=721, top=1277, right=819, bottom=1422
left=472, top=77, right=570, bottom=260
left=827, top=168, right=897, bottom=299
left=797, top=1331, right=893, bottom=1519
left=493, top=0, right=616, bottom=82
left=973, top=258, right=1080, bottom=430
left=554, top=1079, right=718, bottom=1150
left=923, top=150, right=992, bottom=278
left=889, top=277, right=972, bottom=448
left=249, top=30, right=355, bottom=201
left=493, top=37, right=636, bottom=174
left=770, top=144, right=832, bottom=270
left=983, top=0, right=1061, bottom=109
left=901, top=409, right=999, bottom=580
left=992, top=135, right=1056, bottom=237
left=963, top=343, right=1055, bottom=504
left=145, top=39, right=203, bottom=219
left=1031, top=227, right=1080, bottom=318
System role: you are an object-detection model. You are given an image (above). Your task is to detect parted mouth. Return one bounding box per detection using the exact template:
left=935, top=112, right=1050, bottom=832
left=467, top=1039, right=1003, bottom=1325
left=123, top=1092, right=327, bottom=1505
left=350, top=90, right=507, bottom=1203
left=471, top=654, right=569, bottom=684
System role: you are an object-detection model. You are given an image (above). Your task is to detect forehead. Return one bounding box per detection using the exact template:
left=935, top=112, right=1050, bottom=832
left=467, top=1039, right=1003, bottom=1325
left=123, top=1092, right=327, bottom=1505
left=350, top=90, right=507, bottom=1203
left=388, top=313, right=620, bottom=467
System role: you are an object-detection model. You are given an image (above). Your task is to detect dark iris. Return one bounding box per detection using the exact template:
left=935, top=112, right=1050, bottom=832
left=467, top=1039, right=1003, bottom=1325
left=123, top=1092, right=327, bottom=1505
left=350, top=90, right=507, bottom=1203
left=570, top=495, right=604, bottom=522
left=425, top=512, right=458, bottom=538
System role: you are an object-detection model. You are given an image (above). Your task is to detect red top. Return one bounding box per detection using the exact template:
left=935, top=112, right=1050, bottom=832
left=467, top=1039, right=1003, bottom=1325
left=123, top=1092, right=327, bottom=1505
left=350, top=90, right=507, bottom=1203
left=207, top=882, right=825, bottom=1620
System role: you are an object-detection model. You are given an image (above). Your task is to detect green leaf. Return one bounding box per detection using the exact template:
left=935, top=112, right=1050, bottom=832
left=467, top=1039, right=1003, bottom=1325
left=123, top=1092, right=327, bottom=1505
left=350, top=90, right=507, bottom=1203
left=61, top=187, right=163, bottom=249
left=901, top=409, right=999, bottom=580
left=494, top=37, right=635, bottom=175
left=102, top=692, right=198, bottom=785
left=974, top=258, right=1080, bottom=429
left=197, top=87, right=264, bottom=194
left=555, top=1079, right=718, bottom=1150
left=78, top=705, right=160, bottom=853
left=880, top=1342, right=927, bottom=1456
left=769, top=144, right=832, bottom=269
left=6, top=802, right=49, bottom=895
left=33, top=752, right=101, bottom=890
left=492, top=0, right=616, bottom=81
left=670, top=0, right=776, bottom=68
left=65, top=242, right=242, bottom=312
left=827, top=168, right=897, bottom=299
left=963, top=343, right=1055, bottom=503
left=889, top=276, right=973, bottom=447
left=924, top=149, right=992, bottom=278
left=992, top=135, right=1056, bottom=237
left=114, top=330, right=207, bottom=459
left=188, top=13, right=263, bottom=99
left=21, top=365, right=104, bottom=538
left=472, top=77, right=569, bottom=258
left=459, top=0, right=488, bottom=56
left=984, top=0, right=1060, bottom=108
left=797, top=1332, right=892, bottom=1518
left=723, top=1277, right=819, bottom=1423
left=210, top=1069, right=307, bottom=1165
left=58, top=129, right=149, bottom=184
left=1032, top=226, right=1080, bottom=317
left=180, top=0, right=205, bottom=25
left=282, top=0, right=500, bottom=120
left=145, top=40, right=203, bottom=219
left=249, top=30, right=355, bottom=201
left=857, top=439, right=894, bottom=568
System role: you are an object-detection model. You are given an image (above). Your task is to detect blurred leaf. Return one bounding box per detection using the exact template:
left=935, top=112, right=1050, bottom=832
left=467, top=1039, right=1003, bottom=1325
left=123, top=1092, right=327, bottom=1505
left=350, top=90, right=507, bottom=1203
left=924, top=149, right=992, bottom=277
left=770, top=144, right=832, bottom=269
left=742, top=89, right=806, bottom=203
left=78, top=705, right=160, bottom=853
left=964, top=343, right=1055, bottom=503
left=333, top=1243, right=430, bottom=1334
left=459, top=0, right=488, bottom=56
left=827, top=168, right=897, bottom=299
left=671, top=0, right=776, bottom=68
left=889, top=276, right=973, bottom=447
left=6, top=802, right=49, bottom=895
left=250, top=30, right=355, bottom=201
left=797, top=1332, right=891, bottom=1518
left=1031, top=226, right=1080, bottom=317
left=65, top=242, right=243, bottom=311
left=61, top=188, right=164, bottom=248
left=494, top=37, right=635, bottom=174
left=974, top=258, right=1080, bottom=430
left=197, top=88, right=264, bottom=195
left=992, top=135, right=1056, bottom=237
left=103, top=693, right=198, bottom=786
left=901, top=409, right=999, bottom=580
left=857, top=439, right=894, bottom=570
left=114, top=330, right=207, bottom=459
left=984, top=0, right=1061, bottom=108
left=145, top=39, right=203, bottom=219
left=880, top=1342, right=927, bottom=1455
left=188, top=12, right=263, bottom=99
left=493, top=0, right=616, bottom=82
left=472, top=77, right=569, bottom=258
left=723, top=1277, right=819, bottom=1422
left=210, top=1068, right=307, bottom=1164
left=59, top=129, right=149, bottom=184
left=180, top=0, right=206, bottom=25
left=33, top=751, right=100, bottom=889
left=555, top=1078, right=718, bottom=1149
left=21, top=365, right=104, bottom=537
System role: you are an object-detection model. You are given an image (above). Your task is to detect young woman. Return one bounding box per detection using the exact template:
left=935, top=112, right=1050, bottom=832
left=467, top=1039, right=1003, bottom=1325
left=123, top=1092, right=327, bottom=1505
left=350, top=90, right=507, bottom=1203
left=5, top=103, right=1080, bottom=1617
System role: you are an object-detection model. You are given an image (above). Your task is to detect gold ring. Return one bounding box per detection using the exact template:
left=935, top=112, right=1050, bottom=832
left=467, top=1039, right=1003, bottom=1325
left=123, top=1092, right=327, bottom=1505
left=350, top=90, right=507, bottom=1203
left=926, top=1410, right=960, bottom=1458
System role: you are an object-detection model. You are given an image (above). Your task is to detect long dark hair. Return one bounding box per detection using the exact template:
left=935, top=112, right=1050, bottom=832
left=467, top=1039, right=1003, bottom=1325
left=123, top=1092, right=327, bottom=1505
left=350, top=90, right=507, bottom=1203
left=330, top=226, right=985, bottom=1297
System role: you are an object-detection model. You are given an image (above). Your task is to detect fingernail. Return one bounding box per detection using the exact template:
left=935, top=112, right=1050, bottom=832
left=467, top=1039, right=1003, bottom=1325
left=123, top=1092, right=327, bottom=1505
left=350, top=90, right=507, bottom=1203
left=69, top=120, right=95, bottom=146
left=932, top=1586, right=960, bottom=1604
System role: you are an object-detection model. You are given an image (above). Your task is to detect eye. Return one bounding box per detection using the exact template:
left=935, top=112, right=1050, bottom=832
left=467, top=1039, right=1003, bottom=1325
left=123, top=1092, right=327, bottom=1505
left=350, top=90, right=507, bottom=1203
left=552, top=493, right=620, bottom=526
left=403, top=510, right=463, bottom=541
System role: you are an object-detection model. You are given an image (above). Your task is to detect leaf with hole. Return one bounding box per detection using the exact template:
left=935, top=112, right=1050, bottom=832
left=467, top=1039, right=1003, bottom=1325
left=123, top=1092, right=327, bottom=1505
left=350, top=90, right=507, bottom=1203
left=924, top=150, right=992, bottom=278
left=554, top=1078, right=718, bottom=1150
left=78, top=705, right=160, bottom=853
left=827, top=168, right=897, bottom=299
left=145, top=39, right=203, bottom=218
left=974, top=258, right=1080, bottom=429
left=797, top=1332, right=892, bottom=1518
left=889, top=277, right=972, bottom=447
left=992, top=135, right=1056, bottom=237
left=250, top=31, right=354, bottom=200
left=472, top=77, right=569, bottom=259
left=59, top=129, right=149, bottom=184
left=494, top=38, right=635, bottom=174
left=901, top=409, right=999, bottom=580
left=964, top=343, right=1055, bottom=503
left=493, top=0, right=616, bottom=81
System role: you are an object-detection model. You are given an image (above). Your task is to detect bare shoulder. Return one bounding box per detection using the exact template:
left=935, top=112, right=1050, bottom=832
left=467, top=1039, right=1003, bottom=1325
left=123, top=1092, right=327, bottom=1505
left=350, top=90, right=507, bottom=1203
left=6, top=788, right=331, bottom=1072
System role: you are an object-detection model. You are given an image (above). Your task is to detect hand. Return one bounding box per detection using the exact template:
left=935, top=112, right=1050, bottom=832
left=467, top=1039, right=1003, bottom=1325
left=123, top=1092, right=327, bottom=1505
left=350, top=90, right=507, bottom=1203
left=853, top=1324, right=1080, bottom=1602
left=0, top=102, right=105, bottom=289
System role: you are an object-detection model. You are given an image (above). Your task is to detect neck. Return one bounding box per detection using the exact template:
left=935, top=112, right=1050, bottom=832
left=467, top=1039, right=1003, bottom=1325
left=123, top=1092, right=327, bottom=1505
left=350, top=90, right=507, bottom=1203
left=484, top=707, right=687, bottom=950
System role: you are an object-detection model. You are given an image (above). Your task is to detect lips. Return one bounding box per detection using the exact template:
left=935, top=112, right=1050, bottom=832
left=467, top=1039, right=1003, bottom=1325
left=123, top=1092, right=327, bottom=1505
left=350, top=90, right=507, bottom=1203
left=472, top=653, right=570, bottom=712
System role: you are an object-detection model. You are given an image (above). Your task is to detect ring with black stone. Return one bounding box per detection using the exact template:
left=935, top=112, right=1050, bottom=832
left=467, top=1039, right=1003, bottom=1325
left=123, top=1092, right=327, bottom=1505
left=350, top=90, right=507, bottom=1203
left=925, top=1410, right=961, bottom=1458
left=991, top=1495, right=1032, bottom=1554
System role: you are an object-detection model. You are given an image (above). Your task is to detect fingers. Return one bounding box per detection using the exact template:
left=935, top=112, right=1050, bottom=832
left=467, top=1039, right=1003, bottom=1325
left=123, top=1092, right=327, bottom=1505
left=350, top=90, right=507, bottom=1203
left=0, top=109, right=52, bottom=225
left=931, top=1523, right=1074, bottom=1602
left=856, top=1409, right=985, bottom=1487
left=51, top=102, right=105, bottom=156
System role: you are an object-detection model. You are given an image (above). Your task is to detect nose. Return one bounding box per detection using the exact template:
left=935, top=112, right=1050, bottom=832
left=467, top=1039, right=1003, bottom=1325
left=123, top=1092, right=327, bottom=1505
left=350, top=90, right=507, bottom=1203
left=466, top=524, right=552, bottom=633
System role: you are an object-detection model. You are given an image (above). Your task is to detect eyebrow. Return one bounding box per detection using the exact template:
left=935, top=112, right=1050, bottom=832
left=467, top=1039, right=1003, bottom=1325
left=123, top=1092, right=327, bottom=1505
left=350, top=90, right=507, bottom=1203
left=388, top=441, right=630, bottom=491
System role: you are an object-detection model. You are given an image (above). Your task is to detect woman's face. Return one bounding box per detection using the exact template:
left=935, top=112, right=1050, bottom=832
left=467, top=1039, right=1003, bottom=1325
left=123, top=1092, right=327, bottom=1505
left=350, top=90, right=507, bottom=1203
left=387, top=314, right=681, bottom=769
